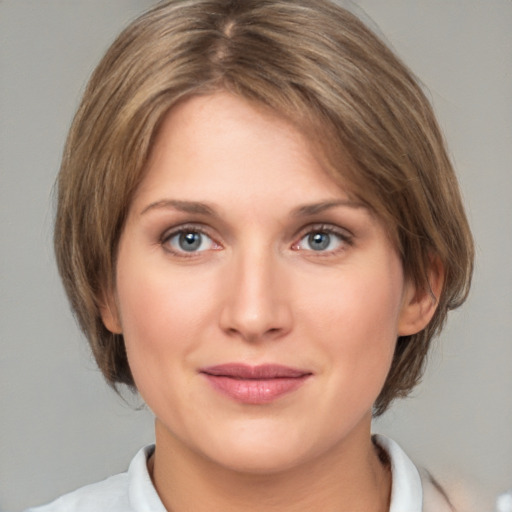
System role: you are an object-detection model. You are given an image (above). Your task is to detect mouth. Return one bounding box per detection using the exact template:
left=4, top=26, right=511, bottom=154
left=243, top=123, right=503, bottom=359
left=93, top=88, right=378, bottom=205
left=199, top=364, right=312, bottom=404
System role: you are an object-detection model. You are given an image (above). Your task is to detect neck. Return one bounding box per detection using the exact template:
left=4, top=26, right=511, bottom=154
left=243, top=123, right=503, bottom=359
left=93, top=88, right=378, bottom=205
left=149, top=418, right=391, bottom=512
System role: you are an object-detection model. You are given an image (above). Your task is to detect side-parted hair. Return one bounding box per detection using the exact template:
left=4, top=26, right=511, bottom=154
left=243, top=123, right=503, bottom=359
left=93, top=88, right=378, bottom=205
left=54, top=0, right=474, bottom=415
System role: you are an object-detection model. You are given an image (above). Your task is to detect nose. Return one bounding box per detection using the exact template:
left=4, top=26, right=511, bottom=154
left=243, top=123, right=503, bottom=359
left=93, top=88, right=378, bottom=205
left=219, top=246, right=293, bottom=343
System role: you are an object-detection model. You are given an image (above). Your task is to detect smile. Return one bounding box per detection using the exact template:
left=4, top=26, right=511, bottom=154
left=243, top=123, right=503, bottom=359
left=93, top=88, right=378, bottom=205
left=199, top=364, right=312, bottom=404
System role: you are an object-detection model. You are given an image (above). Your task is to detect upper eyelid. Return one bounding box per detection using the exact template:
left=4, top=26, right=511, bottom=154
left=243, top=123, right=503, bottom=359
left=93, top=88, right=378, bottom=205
left=294, top=222, right=354, bottom=240
left=160, top=223, right=216, bottom=242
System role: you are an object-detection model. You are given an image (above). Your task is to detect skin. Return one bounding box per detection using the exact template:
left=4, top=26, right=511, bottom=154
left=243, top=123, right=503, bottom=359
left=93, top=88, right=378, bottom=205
left=102, top=92, right=439, bottom=512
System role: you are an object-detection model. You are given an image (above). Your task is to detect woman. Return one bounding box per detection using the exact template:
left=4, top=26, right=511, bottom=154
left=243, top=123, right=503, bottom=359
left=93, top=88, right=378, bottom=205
left=28, top=0, right=474, bottom=510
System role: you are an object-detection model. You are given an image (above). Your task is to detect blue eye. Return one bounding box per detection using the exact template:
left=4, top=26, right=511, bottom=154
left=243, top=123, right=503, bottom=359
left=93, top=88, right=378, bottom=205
left=165, top=230, right=216, bottom=254
left=295, top=228, right=348, bottom=253
left=307, top=232, right=332, bottom=251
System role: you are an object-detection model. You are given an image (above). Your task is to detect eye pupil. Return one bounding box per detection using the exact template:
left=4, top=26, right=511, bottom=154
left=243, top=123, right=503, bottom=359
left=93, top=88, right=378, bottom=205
left=179, top=232, right=201, bottom=251
left=308, top=232, right=330, bottom=251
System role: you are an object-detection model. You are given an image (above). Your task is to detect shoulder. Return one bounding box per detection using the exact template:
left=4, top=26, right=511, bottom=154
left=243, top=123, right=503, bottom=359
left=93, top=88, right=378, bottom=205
left=421, top=468, right=492, bottom=512
left=25, top=445, right=163, bottom=512
left=420, top=469, right=456, bottom=512
left=25, top=472, right=130, bottom=512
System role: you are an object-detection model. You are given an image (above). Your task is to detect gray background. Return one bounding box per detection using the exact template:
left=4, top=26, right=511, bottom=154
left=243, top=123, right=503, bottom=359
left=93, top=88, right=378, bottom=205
left=1, top=1, right=511, bottom=511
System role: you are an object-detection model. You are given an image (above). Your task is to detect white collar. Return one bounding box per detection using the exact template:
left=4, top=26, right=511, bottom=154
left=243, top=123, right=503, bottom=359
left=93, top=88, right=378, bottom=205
left=373, top=434, right=423, bottom=512
left=127, top=445, right=167, bottom=511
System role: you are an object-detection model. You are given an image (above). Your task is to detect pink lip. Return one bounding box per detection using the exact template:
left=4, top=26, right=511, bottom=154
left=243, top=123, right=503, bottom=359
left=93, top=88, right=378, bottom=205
left=199, top=364, right=312, bottom=404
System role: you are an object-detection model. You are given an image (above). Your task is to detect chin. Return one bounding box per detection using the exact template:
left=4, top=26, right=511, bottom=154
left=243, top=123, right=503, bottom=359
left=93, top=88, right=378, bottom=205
left=194, top=419, right=326, bottom=475
left=210, top=443, right=309, bottom=475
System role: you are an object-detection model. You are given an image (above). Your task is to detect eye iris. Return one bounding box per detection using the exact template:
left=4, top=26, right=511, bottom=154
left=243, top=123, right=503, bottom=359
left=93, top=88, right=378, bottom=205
left=308, top=232, right=330, bottom=251
left=179, top=232, right=202, bottom=251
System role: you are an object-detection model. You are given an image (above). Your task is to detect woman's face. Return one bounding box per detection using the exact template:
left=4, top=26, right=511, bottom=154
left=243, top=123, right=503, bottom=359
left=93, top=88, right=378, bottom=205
left=103, top=92, right=420, bottom=473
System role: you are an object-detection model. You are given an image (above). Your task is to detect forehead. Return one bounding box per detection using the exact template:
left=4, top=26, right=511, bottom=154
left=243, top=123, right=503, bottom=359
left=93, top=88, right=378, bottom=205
left=132, top=92, right=357, bottom=213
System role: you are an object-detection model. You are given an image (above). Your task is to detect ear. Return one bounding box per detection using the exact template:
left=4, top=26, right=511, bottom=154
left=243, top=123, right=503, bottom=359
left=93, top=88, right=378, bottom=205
left=398, top=257, right=445, bottom=336
left=99, top=289, right=123, bottom=334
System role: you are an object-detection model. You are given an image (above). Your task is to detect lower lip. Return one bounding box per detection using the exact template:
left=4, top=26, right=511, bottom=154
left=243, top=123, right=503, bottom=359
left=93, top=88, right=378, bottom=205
left=203, top=375, right=310, bottom=404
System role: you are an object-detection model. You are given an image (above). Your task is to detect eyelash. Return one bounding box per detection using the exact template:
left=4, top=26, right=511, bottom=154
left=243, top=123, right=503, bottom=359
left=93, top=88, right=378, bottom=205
left=160, top=223, right=353, bottom=258
left=292, top=224, right=353, bottom=255
left=160, top=224, right=220, bottom=258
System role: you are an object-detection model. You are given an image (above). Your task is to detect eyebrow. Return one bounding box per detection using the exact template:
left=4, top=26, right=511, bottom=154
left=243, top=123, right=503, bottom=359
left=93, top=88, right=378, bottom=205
left=291, top=199, right=367, bottom=217
left=140, top=199, right=217, bottom=217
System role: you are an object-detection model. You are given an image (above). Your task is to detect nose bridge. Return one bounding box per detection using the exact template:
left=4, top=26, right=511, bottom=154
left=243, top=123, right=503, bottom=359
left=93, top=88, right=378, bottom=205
left=220, top=239, right=291, bottom=341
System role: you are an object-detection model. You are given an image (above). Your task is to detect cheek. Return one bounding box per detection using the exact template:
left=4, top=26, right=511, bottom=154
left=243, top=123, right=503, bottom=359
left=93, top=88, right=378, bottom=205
left=116, top=244, right=214, bottom=337
left=114, top=255, right=215, bottom=382
left=300, top=262, right=404, bottom=389
left=114, top=271, right=201, bottom=415
left=117, top=273, right=174, bottom=347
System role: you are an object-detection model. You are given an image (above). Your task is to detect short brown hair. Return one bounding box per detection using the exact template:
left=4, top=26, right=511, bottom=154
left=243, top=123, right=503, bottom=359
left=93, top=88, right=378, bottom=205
left=54, top=0, right=474, bottom=415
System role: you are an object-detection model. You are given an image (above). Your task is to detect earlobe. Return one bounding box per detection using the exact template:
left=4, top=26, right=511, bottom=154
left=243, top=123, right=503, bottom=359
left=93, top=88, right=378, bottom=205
left=398, top=258, right=445, bottom=336
left=99, top=291, right=123, bottom=334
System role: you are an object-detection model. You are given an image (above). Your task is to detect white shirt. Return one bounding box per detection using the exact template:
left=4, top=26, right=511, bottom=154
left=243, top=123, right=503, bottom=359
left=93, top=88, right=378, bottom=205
left=26, top=435, right=452, bottom=512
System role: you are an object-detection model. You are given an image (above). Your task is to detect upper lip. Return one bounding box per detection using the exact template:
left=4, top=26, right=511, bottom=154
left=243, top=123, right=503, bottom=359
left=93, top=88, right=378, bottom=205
left=199, top=364, right=311, bottom=379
